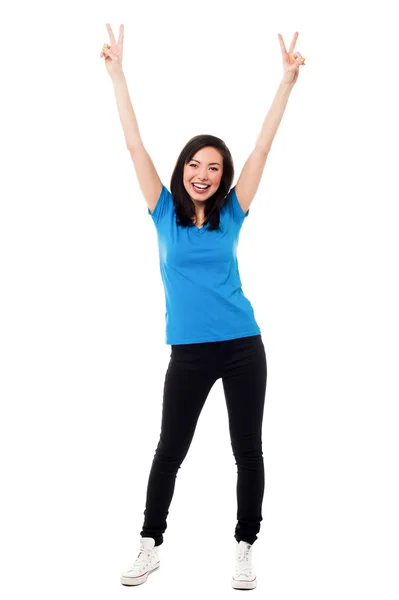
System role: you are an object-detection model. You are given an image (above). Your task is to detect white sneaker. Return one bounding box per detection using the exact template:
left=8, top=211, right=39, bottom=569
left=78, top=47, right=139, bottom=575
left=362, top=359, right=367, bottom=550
left=231, top=540, right=257, bottom=590
left=120, top=537, right=160, bottom=586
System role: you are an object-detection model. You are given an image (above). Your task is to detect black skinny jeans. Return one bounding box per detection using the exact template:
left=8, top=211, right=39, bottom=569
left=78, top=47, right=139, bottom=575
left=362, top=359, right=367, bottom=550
left=140, top=334, right=267, bottom=546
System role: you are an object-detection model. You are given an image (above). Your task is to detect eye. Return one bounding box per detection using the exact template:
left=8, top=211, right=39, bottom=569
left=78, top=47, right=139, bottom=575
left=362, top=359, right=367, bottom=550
left=189, top=163, right=218, bottom=171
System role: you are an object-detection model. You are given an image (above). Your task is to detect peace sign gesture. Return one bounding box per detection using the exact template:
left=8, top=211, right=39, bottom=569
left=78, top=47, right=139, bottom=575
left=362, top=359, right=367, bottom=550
left=278, top=32, right=305, bottom=86
left=100, top=23, right=124, bottom=79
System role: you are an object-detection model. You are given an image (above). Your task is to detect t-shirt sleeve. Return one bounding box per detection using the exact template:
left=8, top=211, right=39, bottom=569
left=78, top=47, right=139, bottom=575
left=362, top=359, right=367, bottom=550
left=148, top=184, right=173, bottom=226
left=229, top=186, right=250, bottom=225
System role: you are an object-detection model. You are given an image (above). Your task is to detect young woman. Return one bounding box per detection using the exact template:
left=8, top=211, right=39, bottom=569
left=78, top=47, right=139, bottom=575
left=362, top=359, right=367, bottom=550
left=100, top=23, right=305, bottom=590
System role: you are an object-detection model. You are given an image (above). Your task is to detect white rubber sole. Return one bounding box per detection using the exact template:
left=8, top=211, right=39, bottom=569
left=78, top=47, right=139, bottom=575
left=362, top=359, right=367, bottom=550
left=120, top=563, right=160, bottom=586
left=231, top=575, right=257, bottom=590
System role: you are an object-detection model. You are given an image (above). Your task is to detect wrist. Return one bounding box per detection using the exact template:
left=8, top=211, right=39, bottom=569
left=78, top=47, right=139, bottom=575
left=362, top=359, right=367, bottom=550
left=111, top=69, right=125, bottom=84
left=280, top=78, right=295, bottom=89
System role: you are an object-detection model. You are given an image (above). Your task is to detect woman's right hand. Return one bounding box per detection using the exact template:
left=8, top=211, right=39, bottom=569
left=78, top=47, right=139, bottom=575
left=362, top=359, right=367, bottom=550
left=100, top=23, right=124, bottom=79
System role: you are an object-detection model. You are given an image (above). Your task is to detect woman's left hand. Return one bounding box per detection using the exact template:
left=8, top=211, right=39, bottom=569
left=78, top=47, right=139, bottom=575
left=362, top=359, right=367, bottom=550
left=278, top=31, right=305, bottom=86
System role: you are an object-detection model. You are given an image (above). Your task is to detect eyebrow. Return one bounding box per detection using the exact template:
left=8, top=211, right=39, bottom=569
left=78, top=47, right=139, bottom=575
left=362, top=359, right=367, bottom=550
left=190, top=159, right=221, bottom=166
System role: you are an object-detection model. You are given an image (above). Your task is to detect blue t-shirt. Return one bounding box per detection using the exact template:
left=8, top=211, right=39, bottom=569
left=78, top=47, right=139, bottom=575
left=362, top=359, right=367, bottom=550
left=148, top=185, right=261, bottom=345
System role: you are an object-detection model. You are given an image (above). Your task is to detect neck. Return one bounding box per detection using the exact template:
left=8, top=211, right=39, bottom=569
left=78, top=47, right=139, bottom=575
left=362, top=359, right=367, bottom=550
left=191, top=197, right=206, bottom=211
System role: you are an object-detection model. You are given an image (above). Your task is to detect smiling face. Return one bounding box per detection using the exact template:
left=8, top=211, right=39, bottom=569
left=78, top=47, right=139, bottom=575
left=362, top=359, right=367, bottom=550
left=183, top=146, right=224, bottom=204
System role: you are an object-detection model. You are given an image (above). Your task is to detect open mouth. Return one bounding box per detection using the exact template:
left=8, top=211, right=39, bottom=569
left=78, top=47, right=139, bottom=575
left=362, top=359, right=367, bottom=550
left=192, top=183, right=211, bottom=192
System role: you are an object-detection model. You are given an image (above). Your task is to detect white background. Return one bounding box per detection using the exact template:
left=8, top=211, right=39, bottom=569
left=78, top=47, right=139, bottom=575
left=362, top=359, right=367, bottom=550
left=1, top=0, right=398, bottom=598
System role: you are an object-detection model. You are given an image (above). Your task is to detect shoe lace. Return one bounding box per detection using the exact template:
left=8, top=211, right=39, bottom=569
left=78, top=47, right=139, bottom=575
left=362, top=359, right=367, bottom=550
left=131, top=548, right=152, bottom=571
left=236, top=545, right=252, bottom=577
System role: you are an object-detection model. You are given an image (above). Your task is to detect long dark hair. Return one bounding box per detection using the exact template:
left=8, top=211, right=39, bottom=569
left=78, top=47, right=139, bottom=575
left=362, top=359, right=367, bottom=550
left=170, top=134, right=234, bottom=231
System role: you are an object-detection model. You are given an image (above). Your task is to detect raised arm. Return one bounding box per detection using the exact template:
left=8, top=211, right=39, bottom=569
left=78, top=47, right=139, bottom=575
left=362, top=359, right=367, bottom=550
left=101, top=24, right=162, bottom=212
left=235, top=32, right=305, bottom=214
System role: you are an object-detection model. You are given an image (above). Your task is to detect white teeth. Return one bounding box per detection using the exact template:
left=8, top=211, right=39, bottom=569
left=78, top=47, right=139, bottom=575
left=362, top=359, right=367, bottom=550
left=193, top=184, right=209, bottom=189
